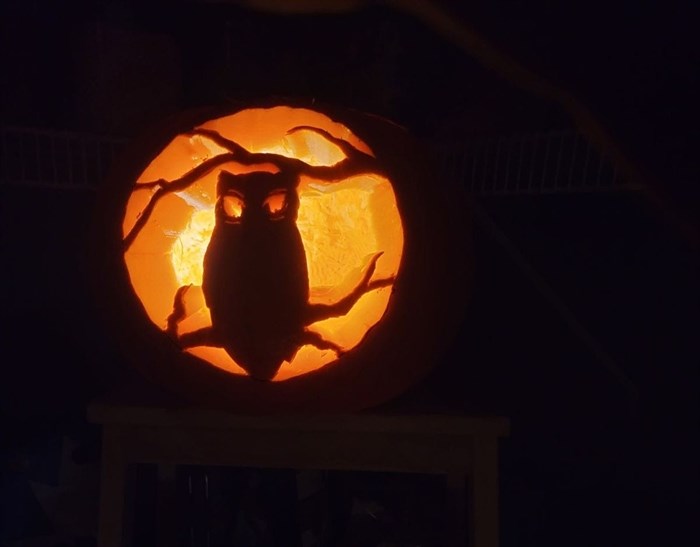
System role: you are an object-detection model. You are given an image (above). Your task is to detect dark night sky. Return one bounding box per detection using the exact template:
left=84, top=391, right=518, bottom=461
left=0, top=1, right=697, bottom=545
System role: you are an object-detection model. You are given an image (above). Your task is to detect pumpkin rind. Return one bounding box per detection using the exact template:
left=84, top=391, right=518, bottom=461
left=90, top=100, right=470, bottom=413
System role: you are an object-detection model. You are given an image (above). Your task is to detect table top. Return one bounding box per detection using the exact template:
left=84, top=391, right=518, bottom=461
left=88, top=380, right=509, bottom=437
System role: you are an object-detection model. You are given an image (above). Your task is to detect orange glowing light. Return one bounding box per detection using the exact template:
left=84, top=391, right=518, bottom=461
left=122, top=106, right=404, bottom=381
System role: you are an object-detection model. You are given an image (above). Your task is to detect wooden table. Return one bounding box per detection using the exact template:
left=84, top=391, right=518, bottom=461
left=88, top=399, right=509, bottom=547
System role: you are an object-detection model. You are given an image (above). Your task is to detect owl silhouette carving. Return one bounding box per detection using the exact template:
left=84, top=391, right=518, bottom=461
left=162, top=130, right=396, bottom=380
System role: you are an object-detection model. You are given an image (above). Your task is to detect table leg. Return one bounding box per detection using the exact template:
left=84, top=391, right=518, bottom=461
left=98, top=426, right=127, bottom=547
left=470, top=436, right=500, bottom=547
left=156, top=463, right=179, bottom=547
left=447, top=472, right=468, bottom=547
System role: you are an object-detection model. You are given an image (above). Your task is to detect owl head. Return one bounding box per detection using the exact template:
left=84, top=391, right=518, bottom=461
left=215, top=169, right=300, bottom=228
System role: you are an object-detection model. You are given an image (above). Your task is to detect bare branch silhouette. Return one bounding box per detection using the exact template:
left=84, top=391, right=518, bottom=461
left=123, top=153, right=237, bottom=251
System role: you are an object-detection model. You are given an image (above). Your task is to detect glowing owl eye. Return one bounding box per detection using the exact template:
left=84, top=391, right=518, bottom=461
left=221, top=193, right=245, bottom=223
left=263, top=190, right=288, bottom=220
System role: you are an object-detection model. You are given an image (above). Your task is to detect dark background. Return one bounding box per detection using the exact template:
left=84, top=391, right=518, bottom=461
left=1, top=1, right=697, bottom=546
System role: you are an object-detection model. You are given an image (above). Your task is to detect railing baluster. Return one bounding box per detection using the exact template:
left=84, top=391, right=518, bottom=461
left=503, top=136, right=513, bottom=194
left=515, top=136, right=525, bottom=192
left=35, top=131, right=42, bottom=184
left=470, top=141, right=478, bottom=193
left=581, top=136, right=592, bottom=189
left=95, top=138, right=103, bottom=189
left=568, top=133, right=579, bottom=189
left=553, top=132, right=564, bottom=191
left=19, top=132, right=26, bottom=182
left=482, top=140, right=492, bottom=194
left=81, top=137, right=89, bottom=188
left=1, top=129, right=8, bottom=184
left=527, top=138, right=538, bottom=192
left=493, top=138, right=502, bottom=194
left=66, top=137, right=74, bottom=187
left=595, top=148, right=605, bottom=188
left=540, top=131, right=552, bottom=193
left=51, top=133, right=59, bottom=188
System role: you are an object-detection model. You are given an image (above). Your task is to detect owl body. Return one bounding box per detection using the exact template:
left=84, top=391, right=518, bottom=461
left=202, top=170, right=308, bottom=380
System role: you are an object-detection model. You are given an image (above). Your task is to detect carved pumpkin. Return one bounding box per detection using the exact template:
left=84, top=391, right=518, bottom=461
left=92, top=101, right=469, bottom=413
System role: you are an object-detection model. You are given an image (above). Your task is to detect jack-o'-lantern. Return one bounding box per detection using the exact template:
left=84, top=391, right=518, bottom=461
left=91, top=101, right=470, bottom=413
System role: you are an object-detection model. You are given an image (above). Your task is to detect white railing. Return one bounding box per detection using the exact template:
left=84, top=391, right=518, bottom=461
left=438, top=129, right=640, bottom=195
left=0, top=126, right=126, bottom=190
left=1, top=126, right=639, bottom=195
